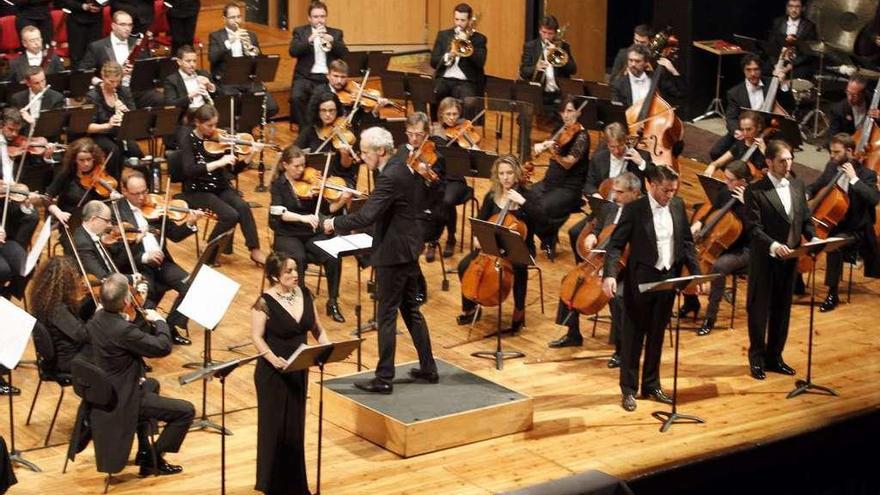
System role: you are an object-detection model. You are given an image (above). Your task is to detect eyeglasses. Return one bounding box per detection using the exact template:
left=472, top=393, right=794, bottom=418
left=96, top=216, right=111, bottom=222
left=405, top=131, right=426, bottom=137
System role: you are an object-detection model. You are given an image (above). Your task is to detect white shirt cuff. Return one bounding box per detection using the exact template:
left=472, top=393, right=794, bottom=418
left=849, top=177, right=859, bottom=185
left=769, top=241, right=782, bottom=258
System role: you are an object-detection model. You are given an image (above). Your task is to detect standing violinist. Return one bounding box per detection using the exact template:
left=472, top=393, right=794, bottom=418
left=178, top=104, right=267, bottom=266
left=430, top=2, right=486, bottom=120
left=680, top=160, right=752, bottom=336
left=530, top=95, right=590, bottom=259
left=295, top=92, right=359, bottom=188
left=703, top=111, right=766, bottom=178
left=519, top=15, right=577, bottom=108
left=269, top=144, right=350, bottom=323
left=456, top=155, right=539, bottom=333
left=403, top=112, right=446, bottom=263
left=45, top=138, right=108, bottom=241
left=805, top=134, right=880, bottom=313
left=288, top=0, right=348, bottom=129
left=549, top=172, right=642, bottom=362
left=4, top=26, right=64, bottom=84
left=765, top=0, right=817, bottom=80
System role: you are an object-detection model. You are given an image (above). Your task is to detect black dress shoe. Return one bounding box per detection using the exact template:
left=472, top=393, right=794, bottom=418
left=547, top=335, right=583, bottom=348
left=678, top=296, right=701, bottom=320
left=408, top=368, right=439, bottom=384
left=818, top=293, right=839, bottom=313
left=442, top=240, right=455, bottom=258
left=425, top=244, right=436, bottom=263
left=750, top=365, right=766, bottom=380
left=134, top=449, right=152, bottom=466
left=139, top=457, right=183, bottom=476
left=622, top=394, right=637, bottom=412
left=641, top=388, right=673, bottom=405
left=765, top=360, right=796, bottom=376
left=0, top=382, right=21, bottom=396
left=456, top=308, right=481, bottom=325
left=697, top=317, right=715, bottom=336
left=354, top=378, right=393, bottom=394
left=503, top=318, right=525, bottom=335
left=326, top=299, right=346, bottom=323
left=794, top=275, right=807, bottom=296
left=171, top=328, right=192, bottom=346
left=607, top=353, right=621, bottom=368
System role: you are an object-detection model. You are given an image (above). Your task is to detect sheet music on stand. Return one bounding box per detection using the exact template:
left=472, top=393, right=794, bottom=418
left=22, top=218, right=52, bottom=277
left=0, top=297, right=36, bottom=369
left=178, top=265, right=241, bottom=330
left=313, top=233, right=373, bottom=259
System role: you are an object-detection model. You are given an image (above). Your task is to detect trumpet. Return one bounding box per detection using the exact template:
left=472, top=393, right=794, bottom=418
left=313, top=25, right=333, bottom=53
left=232, top=21, right=258, bottom=56
left=447, top=15, right=478, bottom=60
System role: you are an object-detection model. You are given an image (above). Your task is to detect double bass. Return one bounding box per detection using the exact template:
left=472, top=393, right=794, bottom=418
left=853, top=81, right=880, bottom=172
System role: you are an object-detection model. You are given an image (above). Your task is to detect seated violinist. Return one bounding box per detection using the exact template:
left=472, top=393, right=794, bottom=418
left=269, top=145, right=350, bottom=323
left=456, top=155, right=540, bottom=333
left=46, top=138, right=112, bottom=241
left=0, top=107, right=57, bottom=193
left=294, top=92, right=360, bottom=188
left=4, top=25, right=64, bottom=84
left=73, top=200, right=142, bottom=285
left=307, top=59, right=394, bottom=128
left=679, top=160, right=752, bottom=335
left=549, top=172, right=642, bottom=364
left=0, top=203, right=27, bottom=302
left=178, top=104, right=267, bottom=266
left=703, top=111, right=766, bottom=178
left=402, top=112, right=447, bottom=262
left=529, top=95, right=590, bottom=259
left=85, top=61, right=145, bottom=180
left=118, top=171, right=203, bottom=344
left=429, top=96, right=478, bottom=257
left=0, top=177, right=39, bottom=251
left=806, top=134, right=880, bottom=313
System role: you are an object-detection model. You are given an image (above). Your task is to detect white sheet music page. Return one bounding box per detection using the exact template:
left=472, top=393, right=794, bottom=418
left=177, top=265, right=241, bottom=330
left=0, top=297, right=37, bottom=369
left=313, top=233, right=373, bottom=258
left=23, top=218, right=52, bottom=276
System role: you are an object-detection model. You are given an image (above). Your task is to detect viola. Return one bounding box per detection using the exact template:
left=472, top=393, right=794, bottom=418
left=140, top=194, right=216, bottom=222
left=406, top=139, right=440, bottom=183
left=296, top=167, right=363, bottom=202
left=337, top=80, right=406, bottom=113
left=101, top=221, right=156, bottom=245
left=316, top=117, right=360, bottom=161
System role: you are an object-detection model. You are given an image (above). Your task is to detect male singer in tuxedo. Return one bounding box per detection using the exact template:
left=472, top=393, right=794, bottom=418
left=430, top=2, right=486, bottom=118
left=519, top=14, right=577, bottom=107
left=806, top=134, right=880, bottom=312
left=288, top=0, right=348, bottom=128
left=602, top=165, right=702, bottom=412
left=323, top=127, right=438, bottom=394
left=765, top=0, right=817, bottom=80
left=743, top=140, right=816, bottom=380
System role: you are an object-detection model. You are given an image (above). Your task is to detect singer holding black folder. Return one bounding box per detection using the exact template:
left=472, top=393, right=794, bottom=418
left=251, top=252, right=330, bottom=495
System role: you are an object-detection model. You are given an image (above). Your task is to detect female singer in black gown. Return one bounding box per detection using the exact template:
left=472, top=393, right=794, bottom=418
left=294, top=92, right=360, bottom=188
left=251, top=252, right=330, bottom=495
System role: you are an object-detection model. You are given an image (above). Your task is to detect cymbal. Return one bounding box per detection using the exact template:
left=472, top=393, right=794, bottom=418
left=795, top=39, right=844, bottom=56
left=807, top=0, right=878, bottom=52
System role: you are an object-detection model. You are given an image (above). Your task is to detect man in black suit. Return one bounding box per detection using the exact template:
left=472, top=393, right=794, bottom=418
left=806, top=134, right=880, bottom=312
left=602, top=165, right=702, bottom=411
left=163, top=45, right=216, bottom=130
left=430, top=2, right=487, bottom=119
left=110, top=0, right=154, bottom=35
left=208, top=2, right=278, bottom=118
left=709, top=54, right=794, bottom=160
left=57, top=0, right=104, bottom=69
left=165, top=0, right=200, bottom=54
left=610, top=24, right=652, bottom=80
left=73, top=200, right=139, bottom=282
left=323, top=126, right=438, bottom=394
left=86, top=274, right=194, bottom=476
left=288, top=0, right=347, bottom=128
left=4, top=25, right=64, bottom=83
left=519, top=14, right=577, bottom=108
left=610, top=43, right=685, bottom=109
left=14, top=0, right=52, bottom=46
left=744, top=140, right=816, bottom=380
left=828, top=75, right=879, bottom=141
left=765, top=0, right=817, bottom=80
left=9, top=67, right=65, bottom=113
left=305, top=59, right=392, bottom=129
left=0, top=104, right=59, bottom=192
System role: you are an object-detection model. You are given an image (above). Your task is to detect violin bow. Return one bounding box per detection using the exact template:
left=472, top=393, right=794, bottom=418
left=13, top=122, right=37, bottom=185
left=159, top=176, right=171, bottom=249
left=0, top=178, right=10, bottom=232
left=109, top=198, right=141, bottom=279
left=313, top=153, right=333, bottom=225
left=76, top=151, right=114, bottom=208
left=349, top=68, right=371, bottom=115
left=61, top=222, right=100, bottom=306
left=316, top=70, right=369, bottom=156
left=444, top=108, right=486, bottom=147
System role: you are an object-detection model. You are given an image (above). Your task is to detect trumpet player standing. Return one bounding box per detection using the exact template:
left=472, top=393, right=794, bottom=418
left=519, top=15, right=577, bottom=108
left=289, top=1, right=348, bottom=129
left=430, top=2, right=486, bottom=120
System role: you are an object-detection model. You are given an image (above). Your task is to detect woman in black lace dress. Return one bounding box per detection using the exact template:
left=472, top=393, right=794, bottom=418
left=251, top=252, right=330, bottom=495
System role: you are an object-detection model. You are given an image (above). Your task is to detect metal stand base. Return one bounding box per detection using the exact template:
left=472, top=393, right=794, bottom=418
left=471, top=350, right=525, bottom=370
left=693, top=98, right=725, bottom=122
left=799, top=108, right=829, bottom=143
left=651, top=410, right=706, bottom=433
left=9, top=450, right=41, bottom=472
left=189, top=415, right=231, bottom=435
left=787, top=379, right=838, bottom=399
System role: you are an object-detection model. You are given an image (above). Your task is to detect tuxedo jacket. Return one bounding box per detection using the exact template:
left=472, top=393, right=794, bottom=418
left=767, top=16, right=817, bottom=70
left=610, top=68, right=685, bottom=108
left=518, top=38, right=577, bottom=82
left=8, top=87, right=65, bottom=112
left=288, top=24, right=348, bottom=78
left=827, top=97, right=878, bottom=138
left=56, top=0, right=102, bottom=24
left=583, top=147, right=653, bottom=196
left=5, top=52, right=64, bottom=83
left=724, top=77, right=795, bottom=134
left=73, top=225, right=133, bottom=281
left=79, top=35, right=151, bottom=71
left=162, top=68, right=215, bottom=111
left=208, top=28, right=260, bottom=80
left=334, top=156, right=424, bottom=267
left=430, top=28, right=487, bottom=83
left=744, top=174, right=815, bottom=258
left=115, top=199, right=196, bottom=269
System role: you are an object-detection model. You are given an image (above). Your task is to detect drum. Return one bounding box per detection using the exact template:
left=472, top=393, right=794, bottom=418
left=791, top=78, right=816, bottom=105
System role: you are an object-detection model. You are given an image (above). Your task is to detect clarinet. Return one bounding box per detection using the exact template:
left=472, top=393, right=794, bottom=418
left=254, top=90, right=268, bottom=192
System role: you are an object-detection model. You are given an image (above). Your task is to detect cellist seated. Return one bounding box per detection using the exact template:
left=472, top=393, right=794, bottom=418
left=805, top=133, right=880, bottom=313
left=703, top=111, right=766, bottom=178
left=456, top=156, right=541, bottom=334
left=679, top=160, right=752, bottom=336
left=548, top=172, right=641, bottom=365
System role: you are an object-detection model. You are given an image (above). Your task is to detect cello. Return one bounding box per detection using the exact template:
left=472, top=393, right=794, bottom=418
left=852, top=81, right=880, bottom=172
left=797, top=164, right=851, bottom=272
left=559, top=218, right=629, bottom=317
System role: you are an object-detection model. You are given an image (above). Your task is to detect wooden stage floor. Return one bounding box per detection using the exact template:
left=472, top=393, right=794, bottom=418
left=4, top=124, right=880, bottom=494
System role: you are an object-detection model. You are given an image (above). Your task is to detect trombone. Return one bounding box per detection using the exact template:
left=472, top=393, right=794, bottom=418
left=531, top=24, right=570, bottom=82
left=447, top=15, right=478, bottom=60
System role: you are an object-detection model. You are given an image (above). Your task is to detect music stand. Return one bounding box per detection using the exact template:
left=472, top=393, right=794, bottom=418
left=118, top=106, right=180, bottom=158
left=220, top=54, right=280, bottom=86
left=557, top=77, right=585, bottom=97
left=594, top=98, right=628, bottom=129
left=404, top=73, right=434, bottom=114
left=214, top=93, right=265, bottom=132
left=750, top=108, right=803, bottom=148
left=284, top=338, right=361, bottom=495
left=67, top=70, right=98, bottom=99
left=367, top=51, right=393, bottom=78
left=468, top=218, right=531, bottom=369
left=34, top=106, right=95, bottom=140
left=343, top=51, right=369, bottom=75
left=5, top=369, right=40, bottom=472
left=781, top=236, right=853, bottom=399
left=583, top=80, right=613, bottom=100
left=179, top=352, right=264, bottom=494
left=130, top=57, right=172, bottom=92
left=639, top=273, right=720, bottom=432
left=697, top=174, right=726, bottom=206
left=0, top=81, right=25, bottom=102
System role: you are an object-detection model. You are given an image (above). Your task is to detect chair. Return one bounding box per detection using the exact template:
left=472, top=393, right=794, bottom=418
left=725, top=269, right=748, bottom=329
left=165, top=149, right=202, bottom=257
left=0, top=16, right=19, bottom=55
left=26, top=322, right=73, bottom=447
left=50, top=9, right=70, bottom=59
left=458, top=185, right=480, bottom=252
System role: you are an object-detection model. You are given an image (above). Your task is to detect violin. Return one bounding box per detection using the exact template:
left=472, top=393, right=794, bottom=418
left=203, top=130, right=280, bottom=156
left=295, top=167, right=362, bottom=202
left=79, top=162, right=118, bottom=198
left=444, top=120, right=481, bottom=149
left=533, top=121, right=585, bottom=157
left=0, top=182, right=51, bottom=203
left=337, top=80, right=406, bottom=113
left=101, top=221, right=158, bottom=245
left=316, top=117, right=360, bottom=161
left=406, top=139, right=440, bottom=183
left=6, top=136, right=64, bottom=158
left=140, top=194, right=216, bottom=222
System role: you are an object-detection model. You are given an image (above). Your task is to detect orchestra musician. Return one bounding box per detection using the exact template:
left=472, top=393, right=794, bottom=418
left=178, top=104, right=267, bottom=267
left=85, top=273, right=194, bottom=477
left=708, top=54, right=794, bottom=161
left=530, top=95, right=591, bottom=259
left=0, top=175, right=39, bottom=250
left=294, top=92, right=359, bottom=188
left=805, top=134, right=880, bottom=313
left=72, top=200, right=138, bottom=283
left=10, top=67, right=66, bottom=119
left=610, top=43, right=685, bottom=109
left=743, top=139, right=815, bottom=380
left=4, top=25, right=64, bottom=84
left=430, top=2, right=487, bottom=119
left=57, top=0, right=103, bottom=69
left=456, top=155, right=539, bottom=333
left=110, top=0, right=154, bottom=35
left=549, top=172, right=642, bottom=368
left=0, top=204, right=27, bottom=302
left=519, top=15, right=577, bottom=107
left=13, top=0, right=53, bottom=46
left=401, top=112, right=447, bottom=263
left=45, top=138, right=108, bottom=237
left=165, top=0, right=201, bottom=54
left=610, top=24, right=653, bottom=80
left=703, top=111, right=766, bottom=177
left=208, top=2, right=279, bottom=118
left=268, top=145, right=350, bottom=323
left=323, top=127, right=438, bottom=394
left=306, top=59, right=393, bottom=128
left=163, top=44, right=217, bottom=148
left=251, top=252, right=330, bottom=495
left=601, top=165, right=703, bottom=412
left=680, top=160, right=752, bottom=336
left=765, top=0, right=817, bottom=80
left=828, top=75, right=879, bottom=141
left=288, top=0, right=348, bottom=129
left=0, top=106, right=58, bottom=195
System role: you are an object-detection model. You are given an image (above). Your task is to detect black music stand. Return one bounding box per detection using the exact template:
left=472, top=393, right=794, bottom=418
left=0, top=81, right=25, bottom=102
left=584, top=80, right=613, bottom=100
left=380, top=71, right=407, bottom=111
left=4, top=369, right=40, bottom=472
left=593, top=98, right=628, bottom=129
left=220, top=54, right=280, bottom=87
left=343, top=51, right=369, bottom=75
left=67, top=70, right=98, bottom=99
left=367, top=51, right=393, bottom=77
left=468, top=218, right=531, bottom=370
left=404, top=73, right=434, bottom=114
left=639, top=273, right=720, bottom=432
left=781, top=237, right=853, bottom=399
left=557, top=77, right=585, bottom=97
left=697, top=174, right=726, bottom=206
left=130, top=57, right=176, bottom=92
left=118, top=106, right=179, bottom=158
left=34, top=106, right=96, bottom=139
left=179, top=352, right=264, bottom=495
left=748, top=108, right=803, bottom=148
left=283, top=338, right=361, bottom=495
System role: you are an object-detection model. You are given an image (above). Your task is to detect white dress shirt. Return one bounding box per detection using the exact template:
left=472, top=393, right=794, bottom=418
left=0, top=135, right=12, bottom=181
left=542, top=41, right=558, bottom=92
left=128, top=200, right=161, bottom=263
left=179, top=69, right=205, bottom=108
left=609, top=154, right=625, bottom=179
left=224, top=28, right=243, bottom=57
left=746, top=80, right=765, bottom=110
left=785, top=18, right=800, bottom=36
left=26, top=51, right=43, bottom=67
left=629, top=71, right=650, bottom=104
left=647, top=193, right=674, bottom=271
left=112, top=35, right=133, bottom=87
left=767, top=172, right=793, bottom=256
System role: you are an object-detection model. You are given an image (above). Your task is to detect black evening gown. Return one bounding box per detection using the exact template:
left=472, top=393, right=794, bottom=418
left=254, top=290, right=316, bottom=495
